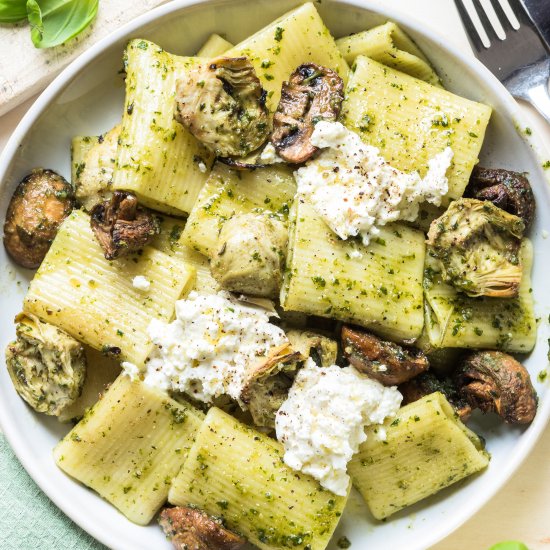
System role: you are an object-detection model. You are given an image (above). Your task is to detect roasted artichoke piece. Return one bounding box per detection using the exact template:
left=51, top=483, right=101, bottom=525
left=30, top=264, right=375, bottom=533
left=90, top=191, right=159, bottom=260
left=399, top=372, right=472, bottom=422
left=240, top=343, right=303, bottom=429
left=341, top=326, right=429, bottom=385
left=5, top=314, right=86, bottom=416
left=3, top=168, right=74, bottom=268
left=210, top=213, right=288, bottom=298
left=174, top=56, right=270, bottom=158
left=426, top=198, right=525, bottom=298
left=466, top=166, right=536, bottom=230
left=159, top=506, right=246, bottom=550
left=271, top=63, right=344, bottom=163
left=455, top=350, right=537, bottom=424
left=286, top=329, right=338, bottom=367
left=76, top=125, right=120, bottom=211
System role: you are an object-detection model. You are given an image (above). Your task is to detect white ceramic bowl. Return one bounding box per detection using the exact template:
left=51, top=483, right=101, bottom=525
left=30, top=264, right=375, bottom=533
left=1, top=1, right=549, bottom=549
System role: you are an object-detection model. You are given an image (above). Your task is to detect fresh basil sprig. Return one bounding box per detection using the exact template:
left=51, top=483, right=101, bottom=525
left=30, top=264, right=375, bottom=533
left=0, top=0, right=27, bottom=23
left=0, top=0, right=98, bottom=49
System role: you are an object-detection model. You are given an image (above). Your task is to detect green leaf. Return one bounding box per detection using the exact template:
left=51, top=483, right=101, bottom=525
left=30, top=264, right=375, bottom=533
left=26, top=0, right=98, bottom=49
left=489, top=542, right=529, bottom=550
left=0, top=0, right=28, bottom=23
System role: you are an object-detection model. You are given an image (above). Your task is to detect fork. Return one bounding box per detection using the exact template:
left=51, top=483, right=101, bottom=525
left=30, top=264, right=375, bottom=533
left=454, top=0, right=550, bottom=123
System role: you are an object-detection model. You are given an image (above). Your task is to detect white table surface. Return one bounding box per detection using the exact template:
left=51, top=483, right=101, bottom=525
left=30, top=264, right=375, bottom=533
left=1, top=1, right=550, bottom=549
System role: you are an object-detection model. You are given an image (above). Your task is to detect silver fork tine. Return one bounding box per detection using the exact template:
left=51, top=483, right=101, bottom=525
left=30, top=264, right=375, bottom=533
left=506, top=0, right=534, bottom=26
left=471, top=0, right=501, bottom=43
left=491, top=0, right=515, bottom=33
left=454, top=0, right=486, bottom=51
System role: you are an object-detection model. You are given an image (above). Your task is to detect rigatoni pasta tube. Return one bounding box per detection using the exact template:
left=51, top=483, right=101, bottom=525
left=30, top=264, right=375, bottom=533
left=348, top=392, right=489, bottom=520
left=196, top=33, right=233, bottom=57
left=169, top=407, right=348, bottom=550
left=54, top=375, right=204, bottom=525
left=342, top=55, right=492, bottom=202
left=281, top=201, right=426, bottom=342
left=24, top=210, right=195, bottom=365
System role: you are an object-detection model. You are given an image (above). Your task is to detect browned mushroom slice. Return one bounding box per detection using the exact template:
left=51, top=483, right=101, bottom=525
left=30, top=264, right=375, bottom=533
left=90, top=191, right=159, bottom=260
left=399, top=372, right=472, bottom=422
left=175, top=56, right=270, bottom=158
left=466, top=166, right=536, bottom=230
left=341, top=326, right=429, bottom=385
left=159, top=506, right=246, bottom=550
left=454, top=351, right=537, bottom=424
left=3, top=168, right=74, bottom=268
left=240, top=343, right=303, bottom=429
left=271, top=63, right=344, bottom=163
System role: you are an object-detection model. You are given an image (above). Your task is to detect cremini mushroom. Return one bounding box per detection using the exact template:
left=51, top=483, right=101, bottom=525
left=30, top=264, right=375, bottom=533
left=90, top=191, right=159, bottom=260
left=341, top=326, right=429, bottom=385
left=454, top=350, right=537, bottom=424
left=159, top=506, right=246, bottom=550
left=271, top=63, right=344, bottom=164
left=5, top=314, right=86, bottom=416
left=210, top=213, right=288, bottom=298
left=466, top=166, right=536, bottom=231
left=175, top=56, right=270, bottom=158
left=399, top=372, right=472, bottom=422
left=3, top=168, right=74, bottom=268
left=240, top=343, right=304, bottom=429
left=426, top=198, right=524, bottom=298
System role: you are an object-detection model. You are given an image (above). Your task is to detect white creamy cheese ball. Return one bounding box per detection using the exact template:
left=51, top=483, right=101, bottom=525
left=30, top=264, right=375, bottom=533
left=143, top=291, right=288, bottom=402
left=294, top=121, right=453, bottom=245
left=275, top=359, right=402, bottom=496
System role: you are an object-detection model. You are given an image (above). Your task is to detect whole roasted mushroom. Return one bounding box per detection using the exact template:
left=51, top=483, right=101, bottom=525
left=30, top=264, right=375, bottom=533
left=455, top=350, right=537, bottom=424
left=5, top=314, right=86, bottom=416
left=3, top=168, right=74, bottom=268
left=466, top=166, right=536, bottom=230
left=240, top=343, right=303, bottom=429
left=426, top=198, right=524, bottom=298
left=399, top=372, right=472, bottom=422
left=159, top=506, right=246, bottom=550
left=271, top=63, right=344, bottom=163
left=90, top=191, right=159, bottom=260
left=341, top=326, right=429, bottom=385
left=175, top=56, right=270, bottom=158
left=210, top=213, right=288, bottom=298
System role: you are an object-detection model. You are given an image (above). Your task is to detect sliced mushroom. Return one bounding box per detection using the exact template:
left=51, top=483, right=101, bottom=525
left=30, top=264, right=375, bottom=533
left=341, top=326, right=429, bottom=385
left=426, top=198, right=524, bottom=298
left=210, top=213, right=288, bottom=298
left=286, top=329, right=338, bottom=367
left=5, top=313, right=86, bottom=416
left=240, top=343, right=303, bottom=429
left=399, top=372, right=472, bottom=422
left=454, top=350, right=537, bottom=424
left=3, top=168, right=74, bottom=268
left=90, top=191, right=159, bottom=260
left=466, top=166, right=536, bottom=231
left=76, top=124, right=121, bottom=211
left=175, top=56, right=270, bottom=158
left=271, top=63, right=344, bottom=163
left=159, top=506, right=246, bottom=550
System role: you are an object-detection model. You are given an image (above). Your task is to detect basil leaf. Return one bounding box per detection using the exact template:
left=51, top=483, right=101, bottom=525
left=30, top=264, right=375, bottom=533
left=26, top=0, right=98, bottom=49
left=0, top=0, right=28, bottom=23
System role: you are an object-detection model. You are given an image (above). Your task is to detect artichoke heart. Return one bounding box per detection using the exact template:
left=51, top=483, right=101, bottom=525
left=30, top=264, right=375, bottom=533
left=175, top=56, right=270, bottom=158
left=5, top=314, right=86, bottom=416
left=427, top=198, right=524, bottom=298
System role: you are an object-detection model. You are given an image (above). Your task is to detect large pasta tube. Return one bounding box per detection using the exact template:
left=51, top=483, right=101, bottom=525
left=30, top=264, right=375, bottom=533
left=24, top=210, right=195, bottom=365
left=336, top=22, right=441, bottom=86
left=53, top=375, right=205, bottom=525
left=169, top=407, right=348, bottom=550
left=281, top=201, right=426, bottom=342
left=348, top=392, right=489, bottom=520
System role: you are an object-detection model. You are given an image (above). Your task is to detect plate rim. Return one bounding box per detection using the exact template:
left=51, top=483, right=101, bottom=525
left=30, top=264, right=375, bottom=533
left=0, top=1, right=549, bottom=549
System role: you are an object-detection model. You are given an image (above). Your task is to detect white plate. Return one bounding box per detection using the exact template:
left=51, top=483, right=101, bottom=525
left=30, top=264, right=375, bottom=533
left=1, top=1, right=549, bottom=549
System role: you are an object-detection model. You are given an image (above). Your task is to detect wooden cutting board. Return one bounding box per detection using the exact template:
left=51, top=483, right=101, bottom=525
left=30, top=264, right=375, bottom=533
left=0, top=0, right=169, bottom=117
